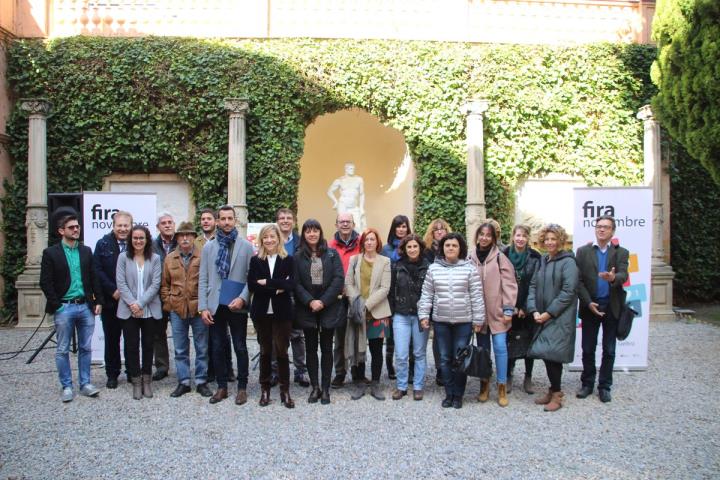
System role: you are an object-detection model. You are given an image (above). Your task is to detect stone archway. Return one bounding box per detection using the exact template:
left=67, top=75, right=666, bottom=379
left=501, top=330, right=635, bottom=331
left=297, top=108, right=415, bottom=242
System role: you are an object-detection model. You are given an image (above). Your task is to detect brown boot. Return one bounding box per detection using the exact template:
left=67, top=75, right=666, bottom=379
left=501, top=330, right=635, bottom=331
left=497, top=383, right=508, bottom=407
left=235, top=389, right=247, bottom=406
left=534, top=388, right=553, bottom=405
left=523, top=375, right=535, bottom=394
left=544, top=391, right=564, bottom=412
left=209, top=387, right=228, bottom=404
left=280, top=389, right=295, bottom=409
left=131, top=377, right=142, bottom=400
left=477, top=379, right=490, bottom=403
left=141, top=374, right=153, bottom=398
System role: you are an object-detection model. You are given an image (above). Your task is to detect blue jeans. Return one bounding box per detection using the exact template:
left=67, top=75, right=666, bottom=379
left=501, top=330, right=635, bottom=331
left=393, top=313, right=429, bottom=391
left=54, top=303, right=95, bottom=389
left=477, top=330, right=508, bottom=384
left=170, top=312, right=209, bottom=386
left=434, top=321, right=473, bottom=398
left=210, top=306, right=249, bottom=390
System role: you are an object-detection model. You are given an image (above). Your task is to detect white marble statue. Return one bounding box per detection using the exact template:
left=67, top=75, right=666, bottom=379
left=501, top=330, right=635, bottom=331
left=327, top=163, right=366, bottom=231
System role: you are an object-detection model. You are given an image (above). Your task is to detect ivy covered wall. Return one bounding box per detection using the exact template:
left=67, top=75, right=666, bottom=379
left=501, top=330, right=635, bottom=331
left=4, top=37, right=710, bottom=313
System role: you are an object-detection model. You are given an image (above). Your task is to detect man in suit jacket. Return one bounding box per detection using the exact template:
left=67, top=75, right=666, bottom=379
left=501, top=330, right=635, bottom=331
left=93, top=210, right=132, bottom=389
left=40, top=214, right=103, bottom=402
left=199, top=205, right=254, bottom=405
left=150, top=212, right=177, bottom=380
left=575, top=215, right=630, bottom=403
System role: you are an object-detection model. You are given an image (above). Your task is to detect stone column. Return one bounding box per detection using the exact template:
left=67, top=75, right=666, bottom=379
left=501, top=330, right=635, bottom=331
left=16, top=99, right=52, bottom=328
left=463, top=99, right=489, bottom=245
left=637, top=105, right=675, bottom=321
left=224, top=98, right=249, bottom=238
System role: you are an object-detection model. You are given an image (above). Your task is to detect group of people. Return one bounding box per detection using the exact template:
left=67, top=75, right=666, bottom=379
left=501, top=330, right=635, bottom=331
left=40, top=205, right=629, bottom=412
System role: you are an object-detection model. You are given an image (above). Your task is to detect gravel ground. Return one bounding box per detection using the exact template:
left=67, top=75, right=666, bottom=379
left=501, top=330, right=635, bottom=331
left=0, top=319, right=718, bottom=480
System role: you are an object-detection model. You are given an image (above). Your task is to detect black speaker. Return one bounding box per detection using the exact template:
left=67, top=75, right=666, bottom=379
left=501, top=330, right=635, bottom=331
left=48, top=193, right=83, bottom=246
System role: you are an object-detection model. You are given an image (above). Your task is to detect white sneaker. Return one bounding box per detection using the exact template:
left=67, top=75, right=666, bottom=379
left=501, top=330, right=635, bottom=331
left=61, top=387, right=74, bottom=403
left=80, top=383, right=100, bottom=397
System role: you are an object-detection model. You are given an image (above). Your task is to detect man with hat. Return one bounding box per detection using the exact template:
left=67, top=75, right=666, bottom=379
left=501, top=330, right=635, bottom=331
left=160, top=221, right=212, bottom=397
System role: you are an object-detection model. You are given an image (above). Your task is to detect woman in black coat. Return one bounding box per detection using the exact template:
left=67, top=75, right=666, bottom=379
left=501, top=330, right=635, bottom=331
left=293, top=219, right=345, bottom=404
left=248, top=224, right=296, bottom=408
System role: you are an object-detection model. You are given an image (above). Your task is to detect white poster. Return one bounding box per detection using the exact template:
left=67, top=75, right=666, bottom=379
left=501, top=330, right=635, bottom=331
left=84, top=192, right=156, bottom=364
left=82, top=192, right=158, bottom=251
left=571, top=187, right=652, bottom=371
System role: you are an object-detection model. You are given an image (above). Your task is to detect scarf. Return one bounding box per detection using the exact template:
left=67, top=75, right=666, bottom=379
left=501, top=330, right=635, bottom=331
left=389, top=238, right=402, bottom=262
left=475, top=245, right=491, bottom=264
left=508, top=245, right=530, bottom=282
left=215, top=228, right=238, bottom=279
left=333, top=230, right=359, bottom=250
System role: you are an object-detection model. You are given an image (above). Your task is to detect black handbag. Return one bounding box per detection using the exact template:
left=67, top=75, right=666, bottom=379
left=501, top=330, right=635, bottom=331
left=617, top=295, right=638, bottom=341
left=507, top=321, right=533, bottom=360
left=453, top=335, right=492, bottom=378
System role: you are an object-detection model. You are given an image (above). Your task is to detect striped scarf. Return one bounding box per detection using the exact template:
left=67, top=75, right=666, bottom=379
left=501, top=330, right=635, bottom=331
left=215, top=228, right=238, bottom=279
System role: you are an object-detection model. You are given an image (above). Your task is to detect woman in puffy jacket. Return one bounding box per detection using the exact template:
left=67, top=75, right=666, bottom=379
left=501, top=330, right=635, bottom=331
left=527, top=223, right=578, bottom=412
left=418, top=233, right=485, bottom=409
left=469, top=222, right=518, bottom=407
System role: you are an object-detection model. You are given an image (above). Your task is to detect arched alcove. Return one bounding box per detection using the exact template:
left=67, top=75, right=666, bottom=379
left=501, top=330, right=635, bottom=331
left=297, top=108, right=415, bottom=241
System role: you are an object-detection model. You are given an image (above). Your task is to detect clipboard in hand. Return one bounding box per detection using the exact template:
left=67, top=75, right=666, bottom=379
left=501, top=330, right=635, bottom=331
left=219, top=279, right=245, bottom=306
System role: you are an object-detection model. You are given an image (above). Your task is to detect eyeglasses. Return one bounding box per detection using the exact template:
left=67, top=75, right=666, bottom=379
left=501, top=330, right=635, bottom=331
left=64, top=225, right=80, bottom=230
left=595, top=224, right=613, bottom=230
left=337, top=221, right=352, bottom=225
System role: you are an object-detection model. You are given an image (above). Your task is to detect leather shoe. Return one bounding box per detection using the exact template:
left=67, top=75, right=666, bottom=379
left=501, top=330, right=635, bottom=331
left=320, top=389, right=330, bottom=405
left=170, top=384, right=191, bottom=398
left=196, top=383, right=213, bottom=397
left=209, top=387, right=228, bottom=404
left=259, top=388, right=271, bottom=407
left=281, top=390, right=295, bottom=409
left=235, top=389, right=248, bottom=405
left=599, top=389, right=612, bottom=403
left=152, top=370, right=168, bottom=381
left=308, top=386, right=321, bottom=404
left=331, top=374, right=345, bottom=389
left=294, top=373, right=310, bottom=388
left=413, top=390, right=424, bottom=401
left=452, top=397, right=463, bottom=409
left=392, top=389, right=407, bottom=400
left=576, top=385, right=594, bottom=399
left=441, top=396, right=453, bottom=408
left=106, top=377, right=118, bottom=389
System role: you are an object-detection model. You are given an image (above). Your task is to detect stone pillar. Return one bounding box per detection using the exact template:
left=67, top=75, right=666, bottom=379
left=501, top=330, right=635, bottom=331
left=637, top=105, right=675, bottom=321
left=15, top=99, right=52, bottom=328
left=463, top=99, right=489, bottom=246
left=224, top=98, right=249, bottom=238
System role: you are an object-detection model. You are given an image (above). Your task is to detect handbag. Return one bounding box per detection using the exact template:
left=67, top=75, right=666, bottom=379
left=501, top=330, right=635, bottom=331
left=453, top=334, right=492, bottom=378
left=507, top=320, right=533, bottom=359
left=617, top=293, right=638, bottom=341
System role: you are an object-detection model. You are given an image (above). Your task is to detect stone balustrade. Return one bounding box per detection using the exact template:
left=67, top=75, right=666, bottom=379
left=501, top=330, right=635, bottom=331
left=44, top=0, right=654, bottom=44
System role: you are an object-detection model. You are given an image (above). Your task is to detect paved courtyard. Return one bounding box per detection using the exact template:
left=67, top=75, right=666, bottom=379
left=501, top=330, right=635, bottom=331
left=0, top=318, right=718, bottom=479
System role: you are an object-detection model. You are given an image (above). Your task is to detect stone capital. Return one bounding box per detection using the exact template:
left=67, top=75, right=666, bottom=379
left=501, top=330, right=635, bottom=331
left=637, top=105, right=654, bottom=122
left=20, top=99, right=52, bottom=117
left=224, top=98, right=250, bottom=116
left=462, top=99, right=490, bottom=116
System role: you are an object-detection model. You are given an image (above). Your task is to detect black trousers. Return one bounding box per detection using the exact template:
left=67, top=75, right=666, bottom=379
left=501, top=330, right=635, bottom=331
left=255, top=314, right=292, bottom=390
left=356, top=338, right=383, bottom=382
left=544, top=360, right=563, bottom=392
left=509, top=357, right=535, bottom=377
left=304, top=326, right=335, bottom=390
left=101, top=306, right=123, bottom=378
left=123, top=317, right=155, bottom=377
left=210, top=306, right=249, bottom=390
left=153, top=312, right=170, bottom=373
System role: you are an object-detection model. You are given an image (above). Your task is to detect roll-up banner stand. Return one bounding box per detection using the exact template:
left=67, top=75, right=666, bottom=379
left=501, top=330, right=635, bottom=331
left=570, top=187, right=652, bottom=371
left=83, top=192, right=158, bottom=364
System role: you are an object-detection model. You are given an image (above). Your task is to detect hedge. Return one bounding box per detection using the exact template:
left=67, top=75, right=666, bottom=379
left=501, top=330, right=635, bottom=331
left=4, top=37, right=703, bottom=314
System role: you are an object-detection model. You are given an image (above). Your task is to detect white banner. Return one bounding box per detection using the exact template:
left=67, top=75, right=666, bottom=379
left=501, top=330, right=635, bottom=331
left=571, top=187, right=652, bottom=371
left=84, top=192, right=156, bottom=364
left=82, top=192, right=158, bottom=252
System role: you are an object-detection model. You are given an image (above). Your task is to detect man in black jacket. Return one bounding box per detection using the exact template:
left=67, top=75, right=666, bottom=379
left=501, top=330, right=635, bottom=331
left=40, top=214, right=104, bottom=402
left=93, top=210, right=132, bottom=389
left=576, top=215, right=630, bottom=403
left=151, top=212, right=177, bottom=380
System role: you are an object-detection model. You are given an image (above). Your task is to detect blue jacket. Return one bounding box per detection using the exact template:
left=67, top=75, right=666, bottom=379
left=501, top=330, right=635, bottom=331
left=94, top=232, right=121, bottom=307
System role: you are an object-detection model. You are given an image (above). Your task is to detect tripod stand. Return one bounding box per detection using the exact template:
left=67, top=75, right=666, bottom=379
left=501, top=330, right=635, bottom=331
left=26, top=316, right=77, bottom=364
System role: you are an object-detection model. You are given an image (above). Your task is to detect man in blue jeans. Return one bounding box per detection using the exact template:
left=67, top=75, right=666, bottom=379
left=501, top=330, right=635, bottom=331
left=160, top=221, right=212, bottom=398
left=40, top=214, right=104, bottom=402
left=576, top=215, right=630, bottom=403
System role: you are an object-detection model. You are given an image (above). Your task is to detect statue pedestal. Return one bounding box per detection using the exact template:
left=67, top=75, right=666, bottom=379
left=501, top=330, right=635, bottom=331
left=650, top=263, right=675, bottom=321
left=15, top=266, right=50, bottom=328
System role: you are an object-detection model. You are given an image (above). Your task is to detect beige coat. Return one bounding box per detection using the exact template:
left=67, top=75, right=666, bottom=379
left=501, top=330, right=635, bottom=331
left=345, top=253, right=392, bottom=319
left=469, top=246, right=518, bottom=334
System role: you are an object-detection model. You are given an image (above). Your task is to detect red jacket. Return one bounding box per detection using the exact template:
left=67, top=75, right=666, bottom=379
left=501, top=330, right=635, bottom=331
left=328, top=231, right=360, bottom=274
